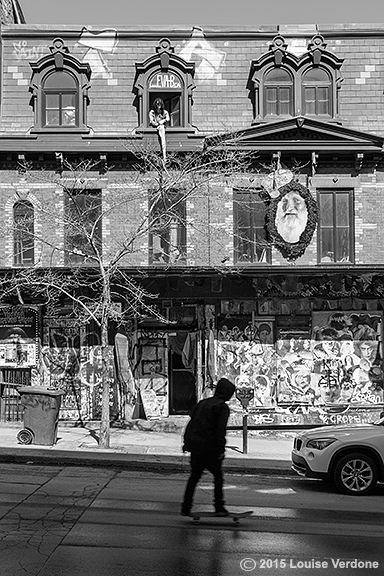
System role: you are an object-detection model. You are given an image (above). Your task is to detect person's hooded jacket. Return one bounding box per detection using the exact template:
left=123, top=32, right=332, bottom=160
left=183, top=378, right=235, bottom=456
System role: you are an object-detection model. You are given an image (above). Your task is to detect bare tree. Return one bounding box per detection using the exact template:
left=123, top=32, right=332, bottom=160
left=4, top=139, right=254, bottom=448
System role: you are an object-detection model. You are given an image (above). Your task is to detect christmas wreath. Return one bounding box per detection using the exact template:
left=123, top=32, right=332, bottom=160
left=266, top=180, right=318, bottom=261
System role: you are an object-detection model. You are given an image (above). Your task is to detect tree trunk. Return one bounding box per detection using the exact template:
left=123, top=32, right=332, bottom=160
left=99, top=319, right=110, bottom=448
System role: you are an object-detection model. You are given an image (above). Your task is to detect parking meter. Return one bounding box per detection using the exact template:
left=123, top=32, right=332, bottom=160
left=235, top=387, right=254, bottom=454
left=236, top=387, right=254, bottom=410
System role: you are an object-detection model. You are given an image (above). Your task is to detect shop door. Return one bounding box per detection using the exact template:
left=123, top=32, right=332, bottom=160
left=168, top=332, right=197, bottom=415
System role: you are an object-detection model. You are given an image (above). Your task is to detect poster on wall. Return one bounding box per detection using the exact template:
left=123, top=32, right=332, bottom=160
left=136, top=335, right=169, bottom=418
left=217, top=310, right=384, bottom=426
left=41, top=319, right=119, bottom=420
left=311, top=311, right=383, bottom=406
left=217, top=316, right=276, bottom=410
left=0, top=305, right=39, bottom=368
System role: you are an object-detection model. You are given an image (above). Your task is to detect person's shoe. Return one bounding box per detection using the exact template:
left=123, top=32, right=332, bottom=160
left=215, top=507, right=229, bottom=517
left=181, top=505, right=191, bottom=516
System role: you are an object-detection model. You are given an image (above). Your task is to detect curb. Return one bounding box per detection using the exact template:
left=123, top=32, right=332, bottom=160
left=0, top=447, right=293, bottom=475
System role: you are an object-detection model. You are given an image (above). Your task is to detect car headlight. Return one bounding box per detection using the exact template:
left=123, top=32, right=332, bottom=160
left=306, top=438, right=336, bottom=450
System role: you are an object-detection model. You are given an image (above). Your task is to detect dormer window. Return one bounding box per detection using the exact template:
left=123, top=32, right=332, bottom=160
left=264, top=68, right=293, bottom=117
left=134, top=38, right=196, bottom=131
left=148, top=71, right=183, bottom=127
left=302, top=68, right=331, bottom=117
left=29, top=38, right=91, bottom=132
left=249, top=34, right=343, bottom=124
left=43, top=71, right=78, bottom=127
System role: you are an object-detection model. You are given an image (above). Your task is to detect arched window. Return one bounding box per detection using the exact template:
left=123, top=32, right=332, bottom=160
left=29, top=38, right=91, bottom=132
left=134, top=38, right=196, bottom=132
left=148, top=71, right=183, bottom=127
left=13, top=201, right=34, bottom=266
left=43, top=71, right=78, bottom=127
left=302, top=68, right=331, bottom=116
left=264, top=68, right=293, bottom=117
left=249, top=34, right=343, bottom=123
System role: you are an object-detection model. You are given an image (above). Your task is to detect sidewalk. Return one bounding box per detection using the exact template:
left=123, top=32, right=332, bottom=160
left=0, top=420, right=294, bottom=475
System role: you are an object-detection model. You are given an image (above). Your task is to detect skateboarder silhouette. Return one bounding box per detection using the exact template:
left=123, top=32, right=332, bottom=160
left=181, top=377, right=235, bottom=516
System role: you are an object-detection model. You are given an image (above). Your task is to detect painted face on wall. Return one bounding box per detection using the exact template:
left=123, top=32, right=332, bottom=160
left=275, top=190, right=308, bottom=244
left=318, top=375, right=340, bottom=404
left=359, top=342, right=377, bottom=361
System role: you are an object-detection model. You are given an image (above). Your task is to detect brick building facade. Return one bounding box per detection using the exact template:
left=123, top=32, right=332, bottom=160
left=1, top=14, right=384, bottom=427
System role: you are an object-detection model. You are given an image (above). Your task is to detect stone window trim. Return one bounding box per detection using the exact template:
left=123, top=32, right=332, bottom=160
left=134, top=38, right=197, bottom=132
left=29, top=38, right=91, bottom=133
left=248, top=34, right=344, bottom=124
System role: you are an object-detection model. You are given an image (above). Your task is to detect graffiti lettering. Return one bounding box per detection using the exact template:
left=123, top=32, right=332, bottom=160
left=248, top=413, right=275, bottom=425
left=149, top=73, right=182, bottom=89
left=280, top=414, right=302, bottom=424
left=13, top=41, right=48, bottom=61
left=326, top=413, right=376, bottom=426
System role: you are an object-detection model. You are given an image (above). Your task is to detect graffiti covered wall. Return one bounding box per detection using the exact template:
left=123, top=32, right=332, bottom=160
left=216, top=311, right=384, bottom=426
left=41, top=319, right=118, bottom=420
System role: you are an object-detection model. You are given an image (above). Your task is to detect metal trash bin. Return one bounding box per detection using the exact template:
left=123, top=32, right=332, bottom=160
left=17, top=387, right=65, bottom=446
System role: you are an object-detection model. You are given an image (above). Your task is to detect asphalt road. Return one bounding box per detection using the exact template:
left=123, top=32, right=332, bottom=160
left=1, top=463, right=383, bottom=576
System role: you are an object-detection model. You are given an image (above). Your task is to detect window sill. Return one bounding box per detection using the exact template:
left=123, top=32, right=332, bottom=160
left=233, top=261, right=272, bottom=266
left=136, top=127, right=196, bottom=134
left=318, top=261, right=354, bottom=265
left=30, top=127, right=91, bottom=134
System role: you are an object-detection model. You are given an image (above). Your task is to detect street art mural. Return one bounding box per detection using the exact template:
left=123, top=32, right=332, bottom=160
left=133, top=334, right=169, bottom=419
left=216, top=311, right=384, bottom=427
left=311, top=311, right=383, bottom=405
left=77, top=27, right=118, bottom=80
left=178, top=26, right=226, bottom=82
left=41, top=320, right=118, bottom=420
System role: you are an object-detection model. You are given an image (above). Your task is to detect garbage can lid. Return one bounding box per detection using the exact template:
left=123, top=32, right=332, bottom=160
left=17, top=386, right=65, bottom=396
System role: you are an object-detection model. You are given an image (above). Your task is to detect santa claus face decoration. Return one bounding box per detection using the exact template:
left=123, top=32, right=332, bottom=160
left=266, top=180, right=318, bottom=261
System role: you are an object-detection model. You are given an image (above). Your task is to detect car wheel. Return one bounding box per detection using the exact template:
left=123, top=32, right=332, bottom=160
left=333, top=452, right=378, bottom=495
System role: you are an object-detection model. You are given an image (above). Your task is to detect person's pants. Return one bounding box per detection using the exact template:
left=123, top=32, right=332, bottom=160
left=182, top=451, right=225, bottom=511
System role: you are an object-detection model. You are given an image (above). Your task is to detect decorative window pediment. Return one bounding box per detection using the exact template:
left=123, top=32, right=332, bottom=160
left=134, top=38, right=196, bottom=131
left=248, top=34, right=343, bottom=124
left=29, top=38, right=91, bottom=132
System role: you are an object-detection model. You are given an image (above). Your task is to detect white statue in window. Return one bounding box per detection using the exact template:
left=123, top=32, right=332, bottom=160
left=149, top=98, right=170, bottom=162
left=63, top=106, right=76, bottom=125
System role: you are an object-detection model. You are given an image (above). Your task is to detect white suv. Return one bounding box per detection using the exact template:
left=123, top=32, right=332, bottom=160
left=291, top=418, right=384, bottom=495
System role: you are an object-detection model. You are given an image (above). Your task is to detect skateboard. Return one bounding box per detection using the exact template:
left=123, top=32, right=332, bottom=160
left=188, top=510, right=253, bottom=525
